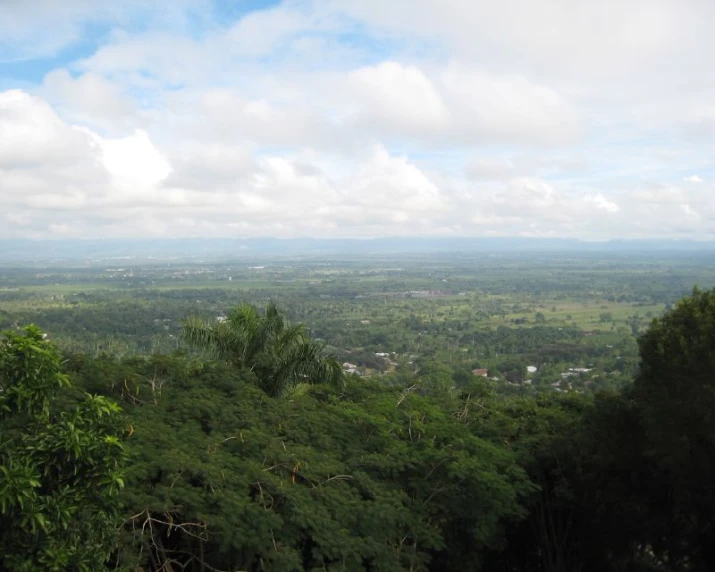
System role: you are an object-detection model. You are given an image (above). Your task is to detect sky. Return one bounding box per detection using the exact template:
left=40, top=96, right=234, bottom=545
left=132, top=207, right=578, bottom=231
left=1, top=0, right=715, bottom=241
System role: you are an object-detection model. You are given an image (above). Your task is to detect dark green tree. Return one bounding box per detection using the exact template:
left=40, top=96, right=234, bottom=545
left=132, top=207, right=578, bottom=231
left=68, top=352, right=531, bottom=571
left=632, top=286, right=715, bottom=569
left=0, top=326, right=127, bottom=571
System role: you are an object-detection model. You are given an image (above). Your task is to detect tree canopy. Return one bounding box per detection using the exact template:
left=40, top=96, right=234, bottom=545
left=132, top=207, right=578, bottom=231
left=6, top=286, right=715, bottom=570
left=0, top=326, right=126, bottom=571
left=631, top=286, right=715, bottom=568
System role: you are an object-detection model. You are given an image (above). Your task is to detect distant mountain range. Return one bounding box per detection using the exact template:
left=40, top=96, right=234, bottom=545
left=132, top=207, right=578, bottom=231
left=2, top=237, right=715, bottom=265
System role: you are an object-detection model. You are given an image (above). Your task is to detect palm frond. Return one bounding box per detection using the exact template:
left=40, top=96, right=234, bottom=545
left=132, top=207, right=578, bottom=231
left=181, top=316, right=244, bottom=364
left=282, top=382, right=313, bottom=400
left=180, top=316, right=219, bottom=354
left=183, top=302, right=344, bottom=397
left=273, top=323, right=308, bottom=353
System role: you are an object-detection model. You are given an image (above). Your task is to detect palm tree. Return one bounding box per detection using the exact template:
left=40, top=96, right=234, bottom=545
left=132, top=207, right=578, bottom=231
left=181, top=302, right=344, bottom=397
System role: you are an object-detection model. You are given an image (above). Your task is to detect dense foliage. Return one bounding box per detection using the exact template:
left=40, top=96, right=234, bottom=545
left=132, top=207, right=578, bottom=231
left=0, top=327, right=126, bottom=571
left=3, top=287, right=715, bottom=570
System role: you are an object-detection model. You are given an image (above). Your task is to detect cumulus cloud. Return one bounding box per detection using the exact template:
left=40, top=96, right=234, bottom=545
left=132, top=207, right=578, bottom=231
left=345, top=62, right=450, bottom=136
left=0, top=0, right=101, bottom=61
left=225, top=5, right=315, bottom=57
left=336, top=61, right=579, bottom=146
left=0, top=90, right=99, bottom=167
left=101, top=130, right=172, bottom=193
left=0, top=91, right=447, bottom=237
left=1, top=86, right=712, bottom=240
left=2, top=1, right=715, bottom=240
left=585, top=193, right=620, bottom=213
left=40, top=70, right=139, bottom=134
left=439, top=63, right=578, bottom=145
left=330, top=0, right=695, bottom=81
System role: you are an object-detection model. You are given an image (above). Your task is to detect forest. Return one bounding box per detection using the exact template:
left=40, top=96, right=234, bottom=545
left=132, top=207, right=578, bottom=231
left=2, top=253, right=715, bottom=571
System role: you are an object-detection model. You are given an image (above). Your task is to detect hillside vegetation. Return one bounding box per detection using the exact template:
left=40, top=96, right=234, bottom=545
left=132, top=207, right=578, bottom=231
left=3, top=287, right=715, bottom=570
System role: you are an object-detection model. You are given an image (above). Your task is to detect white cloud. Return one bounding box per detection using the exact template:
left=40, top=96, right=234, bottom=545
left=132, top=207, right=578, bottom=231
left=336, top=61, right=579, bottom=146
left=225, top=5, right=314, bottom=57
left=345, top=62, right=449, bottom=135
left=0, top=91, right=450, bottom=238
left=439, top=63, right=578, bottom=145
left=464, top=158, right=517, bottom=181
left=464, top=155, right=589, bottom=182
left=681, top=204, right=701, bottom=220
left=40, top=70, right=138, bottom=134
left=162, top=142, right=258, bottom=189
left=0, top=0, right=208, bottom=62
left=0, top=90, right=99, bottom=167
left=345, top=145, right=446, bottom=213
left=186, top=88, right=337, bottom=149
left=631, top=185, right=687, bottom=204
left=330, top=0, right=694, bottom=80
left=585, top=193, right=620, bottom=213
left=100, top=130, right=171, bottom=191
left=3, top=1, right=715, bottom=240
left=2, top=88, right=715, bottom=240
left=0, top=0, right=98, bottom=61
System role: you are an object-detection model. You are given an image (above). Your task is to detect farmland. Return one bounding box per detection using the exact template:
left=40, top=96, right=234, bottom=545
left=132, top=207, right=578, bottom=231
left=2, top=250, right=714, bottom=393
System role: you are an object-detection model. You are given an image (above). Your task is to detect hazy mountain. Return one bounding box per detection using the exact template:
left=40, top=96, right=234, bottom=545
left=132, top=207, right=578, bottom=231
left=2, top=237, right=715, bottom=265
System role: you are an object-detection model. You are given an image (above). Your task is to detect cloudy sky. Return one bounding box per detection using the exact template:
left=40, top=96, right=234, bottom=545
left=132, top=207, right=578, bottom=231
left=1, top=0, right=714, bottom=240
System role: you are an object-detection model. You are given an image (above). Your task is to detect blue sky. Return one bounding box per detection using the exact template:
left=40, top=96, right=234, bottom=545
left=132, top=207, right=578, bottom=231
left=1, top=0, right=715, bottom=240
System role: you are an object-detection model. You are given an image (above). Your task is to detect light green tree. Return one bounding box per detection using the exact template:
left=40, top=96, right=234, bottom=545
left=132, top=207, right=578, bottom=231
left=0, top=326, right=127, bottom=571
